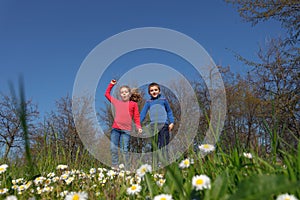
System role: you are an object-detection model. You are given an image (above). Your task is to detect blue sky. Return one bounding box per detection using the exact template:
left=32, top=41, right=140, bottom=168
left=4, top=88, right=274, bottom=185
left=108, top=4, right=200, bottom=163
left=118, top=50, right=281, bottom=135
left=0, top=1, right=283, bottom=118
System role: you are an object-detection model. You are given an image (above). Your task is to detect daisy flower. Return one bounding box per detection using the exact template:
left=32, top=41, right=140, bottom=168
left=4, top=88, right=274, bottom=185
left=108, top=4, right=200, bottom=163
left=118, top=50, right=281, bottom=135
left=34, top=176, right=46, bottom=185
left=5, top=195, right=18, bottom=200
left=156, top=178, right=166, bottom=187
left=47, top=172, right=55, bottom=178
left=59, top=190, right=69, bottom=197
left=198, top=144, right=215, bottom=153
left=89, top=168, right=96, bottom=174
left=65, top=191, right=88, bottom=200
left=12, top=178, right=24, bottom=185
left=192, top=174, right=211, bottom=190
left=243, top=152, right=253, bottom=159
left=136, top=164, right=152, bottom=177
left=65, top=177, right=74, bottom=185
left=118, top=170, right=125, bottom=178
left=126, top=184, right=142, bottom=195
left=60, top=173, right=70, bottom=180
left=0, top=188, right=8, bottom=194
left=56, top=164, right=68, bottom=170
left=119, top=164, right=125, bottom=169
left=42, top=186, right=54, bottom=193
left=276, top=193, right=298, bottom=200
left=179, top=158, right=193, bottom=169
left=107, top=170, right=117, bottom=179
left=153, top=194, right=173, bottom=200
left=0, top=164, right=8, bottom=174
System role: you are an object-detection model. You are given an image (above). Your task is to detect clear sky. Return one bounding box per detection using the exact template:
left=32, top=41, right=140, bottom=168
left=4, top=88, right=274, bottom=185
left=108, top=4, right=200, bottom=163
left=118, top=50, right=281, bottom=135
left=0, top=0, right=283, bottom=119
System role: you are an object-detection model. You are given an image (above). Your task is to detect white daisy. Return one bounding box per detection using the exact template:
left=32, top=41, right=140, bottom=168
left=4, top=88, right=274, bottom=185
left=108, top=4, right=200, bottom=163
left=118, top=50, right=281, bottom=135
left=126, top=184, right=142, bottom=195
left=56, top=164, right=68, bottom=170
left=17, top=185, right=26, bottom=192
left=59, top=190, right=69, bottom=197
left=136, top=164, right=152, bottom=177
left=119, top=164, right=125, bottom=169
left=107, top=170, right=116, bottom=179
left=47, top=172, right=55, bottom=178
left=243, top=152, right=253, bottom=159
left=5, top=195, right=18, bottom=200
left=0, top=164, right=8, bottom=174
left=179, top=158, right=193, bottom=169
left=11, top=185, right=18, bottom=190
left=65, top=177, right=74, bottom=185
left=42, top=186, right=54, bottom=193
left=153, top=194, right=173, bottom=200
left=0, top=188, right=8, bottom=194
left=60, top=173, right=69, bottom=180
left=89, top=168, right=96, bottom=174
left=118, top=170, right=125, bottom=178
left=65, top=191, right=88, bottom=200
left=192, top=174, right=211, bottom=190
left=156, top=178, right=166, bottom=187
left=198, top=144, right=215, bottom=153
left=24, top=181, right=32, bottom=189
left=34, top=176, right=46, bottom=185
left=153, top=173, right=164, bottom=180
left=276, top=193, right=298, bottom=200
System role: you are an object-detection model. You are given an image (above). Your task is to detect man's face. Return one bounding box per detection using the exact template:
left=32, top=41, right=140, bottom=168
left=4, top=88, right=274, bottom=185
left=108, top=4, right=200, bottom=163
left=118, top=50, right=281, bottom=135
left=149, top=86, right=160, bottom=98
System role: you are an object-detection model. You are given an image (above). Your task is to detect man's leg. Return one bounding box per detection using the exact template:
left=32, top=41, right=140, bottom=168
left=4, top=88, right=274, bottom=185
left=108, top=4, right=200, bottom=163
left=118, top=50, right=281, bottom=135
left=157, top=124, right=170, bottom=162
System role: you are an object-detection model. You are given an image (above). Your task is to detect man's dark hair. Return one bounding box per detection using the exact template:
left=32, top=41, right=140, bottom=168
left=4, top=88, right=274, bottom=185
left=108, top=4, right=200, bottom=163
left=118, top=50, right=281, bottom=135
left=148, top=82, right=160, bottom=94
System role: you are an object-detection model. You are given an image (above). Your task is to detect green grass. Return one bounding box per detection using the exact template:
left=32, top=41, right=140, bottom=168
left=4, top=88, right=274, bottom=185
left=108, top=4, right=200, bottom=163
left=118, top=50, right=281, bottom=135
left=1, top=83, right=299, bottom=199
left=0, top=140, right=299, bottom=200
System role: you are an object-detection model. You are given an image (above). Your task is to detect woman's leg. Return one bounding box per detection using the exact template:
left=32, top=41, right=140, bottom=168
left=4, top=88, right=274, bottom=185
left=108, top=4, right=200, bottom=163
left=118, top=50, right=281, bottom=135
left=120, top=131, right=130, bottom=168
left=110, top=129, right=121, bottom=166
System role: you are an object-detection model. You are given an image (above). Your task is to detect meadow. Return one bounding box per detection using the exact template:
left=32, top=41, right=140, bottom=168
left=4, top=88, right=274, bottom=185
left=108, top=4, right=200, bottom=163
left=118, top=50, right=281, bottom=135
left=1, top=138, right=299, bottom=200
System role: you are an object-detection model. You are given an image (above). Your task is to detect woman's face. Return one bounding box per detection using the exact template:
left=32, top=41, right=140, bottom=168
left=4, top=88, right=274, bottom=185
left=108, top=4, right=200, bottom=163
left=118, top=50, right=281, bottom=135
left=119, top=87, right=131, bottom=101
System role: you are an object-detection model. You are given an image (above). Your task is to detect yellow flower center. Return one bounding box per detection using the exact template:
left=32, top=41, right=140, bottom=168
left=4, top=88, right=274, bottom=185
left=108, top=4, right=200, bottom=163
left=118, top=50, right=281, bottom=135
left=72, top=194, right=80, bottom=200
left=184, top=160, right=189, bottom=165
left=161, top=198, right=167, bottom=200
left=196, top=179, right=204, bottom=185
left=203, top=144, right=210, bottom=149
left=131, top=185, right=137, bottom=190
left=284, top=198, right=290, bottom=200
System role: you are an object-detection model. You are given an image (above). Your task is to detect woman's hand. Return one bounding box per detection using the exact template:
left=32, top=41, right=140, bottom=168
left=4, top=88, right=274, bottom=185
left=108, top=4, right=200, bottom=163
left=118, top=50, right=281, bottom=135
left=111, top=79, right=117, bottom=85
left=138, top=128, right=143, bottom=134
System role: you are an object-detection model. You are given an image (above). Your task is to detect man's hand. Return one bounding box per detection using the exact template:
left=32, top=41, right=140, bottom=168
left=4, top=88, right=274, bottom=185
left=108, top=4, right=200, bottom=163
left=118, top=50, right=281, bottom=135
left=169, top=123, right=174, bottom=131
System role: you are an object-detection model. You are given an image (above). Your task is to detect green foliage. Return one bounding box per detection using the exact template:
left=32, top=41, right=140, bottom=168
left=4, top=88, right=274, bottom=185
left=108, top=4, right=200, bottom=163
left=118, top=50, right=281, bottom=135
left=229, top=174, right=300, bottom=200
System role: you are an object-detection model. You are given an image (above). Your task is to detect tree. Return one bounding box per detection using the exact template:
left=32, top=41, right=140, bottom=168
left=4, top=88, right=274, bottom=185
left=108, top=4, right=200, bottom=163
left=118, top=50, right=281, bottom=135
left=226, top=0, right=300, bottom=152
left=44, top=95, right=84, bottom=160
left=0, top=94, right=38, bottom=159
left=226, top=0, right=300, bottom=44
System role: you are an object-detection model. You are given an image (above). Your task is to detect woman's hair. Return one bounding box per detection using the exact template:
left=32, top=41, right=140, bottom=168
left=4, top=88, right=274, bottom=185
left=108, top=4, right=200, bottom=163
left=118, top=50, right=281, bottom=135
left=129, top=88, right=142, bottom=102
left=119, top=85, right=142, bottom=102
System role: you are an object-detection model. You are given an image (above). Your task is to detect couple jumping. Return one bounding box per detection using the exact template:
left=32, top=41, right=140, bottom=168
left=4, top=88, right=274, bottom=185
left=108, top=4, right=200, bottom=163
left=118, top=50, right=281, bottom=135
left=105, top=79, right=174, bottom=169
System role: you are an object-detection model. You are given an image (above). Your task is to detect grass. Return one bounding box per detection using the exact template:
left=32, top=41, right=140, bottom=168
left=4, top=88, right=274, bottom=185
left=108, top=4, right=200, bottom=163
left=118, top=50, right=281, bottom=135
left=0, top=141, right=299, bottom=200
left=0, top=83, right=299, bottom=199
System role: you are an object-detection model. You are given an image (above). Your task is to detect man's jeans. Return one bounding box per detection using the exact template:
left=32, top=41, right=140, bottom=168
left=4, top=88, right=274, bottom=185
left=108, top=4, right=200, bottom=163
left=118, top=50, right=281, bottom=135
left=110, top=128, right=130, bottom=167
left=144, top=123, right=170, bottom=163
